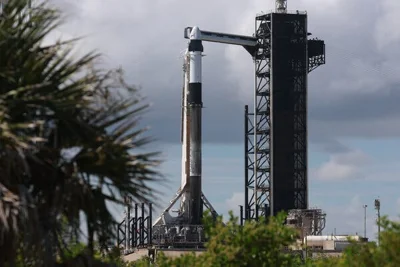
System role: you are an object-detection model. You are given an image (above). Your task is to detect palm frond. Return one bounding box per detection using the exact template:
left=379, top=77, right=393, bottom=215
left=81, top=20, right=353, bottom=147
left=0, top=0, right=162, bottom=265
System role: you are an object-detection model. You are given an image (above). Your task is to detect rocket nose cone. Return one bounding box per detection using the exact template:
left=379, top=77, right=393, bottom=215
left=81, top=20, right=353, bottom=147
left=190, top=26, right=201, bottom=40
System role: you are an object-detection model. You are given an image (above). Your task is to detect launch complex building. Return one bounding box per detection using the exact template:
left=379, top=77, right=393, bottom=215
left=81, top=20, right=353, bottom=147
left=118, top=0, right=327, bottom=253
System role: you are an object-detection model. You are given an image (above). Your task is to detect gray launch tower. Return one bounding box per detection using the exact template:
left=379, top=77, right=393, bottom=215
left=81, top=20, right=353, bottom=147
left=244, top=7, right=325, bottom=220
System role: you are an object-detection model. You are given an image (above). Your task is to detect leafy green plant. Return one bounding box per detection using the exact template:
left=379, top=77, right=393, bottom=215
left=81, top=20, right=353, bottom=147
left=155, top=211, right=302, bottom=267
left=0, top=0, right=161, bottom=266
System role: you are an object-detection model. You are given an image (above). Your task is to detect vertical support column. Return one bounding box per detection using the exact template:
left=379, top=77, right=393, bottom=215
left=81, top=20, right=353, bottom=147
left=240, top=205, right=244, bottom=226
left=141, top=203, right=145, bottom=246
left=245, top=105, right=255, bottom=220
left=124, top=196, right=131, bottom=253
left=117, top=225, right=120, bottom=246
left=130, top=221, right=134, bottom=248
left=134, top=204, right=138, bottom=247
left=255, top=204, right=259, bottom=220
left=248, top=13, right=272, bottom=219
left=244, top=105, right=249, bottom=220
left=253, top=38, right=259, bottom=219
left=127, top=204, right=131, bottom=251
left=148, top=203, right=153, bottom=245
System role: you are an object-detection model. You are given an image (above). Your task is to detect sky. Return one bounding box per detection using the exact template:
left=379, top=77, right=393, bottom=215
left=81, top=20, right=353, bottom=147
left=44, top=0, right=400, bottom=240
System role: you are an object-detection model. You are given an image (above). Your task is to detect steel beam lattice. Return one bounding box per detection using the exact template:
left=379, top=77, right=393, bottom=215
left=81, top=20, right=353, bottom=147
left=292, top=16, right=308, bottom=210
left=245, top=14, right=272, bottom=220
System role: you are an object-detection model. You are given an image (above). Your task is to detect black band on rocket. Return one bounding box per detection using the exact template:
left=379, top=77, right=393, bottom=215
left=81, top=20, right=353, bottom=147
left=188, top=83, right=202, bottom=105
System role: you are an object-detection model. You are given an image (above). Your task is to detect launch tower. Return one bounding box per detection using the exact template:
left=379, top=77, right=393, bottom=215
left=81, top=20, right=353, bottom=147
left=244, top=4, right=326, bottom=220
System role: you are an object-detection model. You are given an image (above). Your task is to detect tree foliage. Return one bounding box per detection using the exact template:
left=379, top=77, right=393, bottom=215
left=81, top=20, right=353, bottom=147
left=154, top=211, right=303, bottom=267
left=0, top=0, right=161, bottom=266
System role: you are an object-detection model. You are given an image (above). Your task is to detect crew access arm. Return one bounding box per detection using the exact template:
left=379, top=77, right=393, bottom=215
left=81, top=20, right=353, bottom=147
left=184, top=27, right=257, bottom=56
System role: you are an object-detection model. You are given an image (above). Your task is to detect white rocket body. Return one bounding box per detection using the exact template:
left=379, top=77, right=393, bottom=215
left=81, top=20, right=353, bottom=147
left=180, top=27, right=203, bottom=224
left=154, top=26, right=213, bottom=226
left=187, top=27, right=203, bottom=225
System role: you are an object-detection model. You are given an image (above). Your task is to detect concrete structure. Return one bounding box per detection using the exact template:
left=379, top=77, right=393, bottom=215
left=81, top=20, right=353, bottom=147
left=123, top=235, right=369, bottom=263
left=286, top=209, right=326, bottom=239
left=303, top=235, right=365, bottom=251
left=123, top=249, right=151, bottom=262
left=123, top=248, right=205, bottom=262
left=289, top=234, right=369, bottom=259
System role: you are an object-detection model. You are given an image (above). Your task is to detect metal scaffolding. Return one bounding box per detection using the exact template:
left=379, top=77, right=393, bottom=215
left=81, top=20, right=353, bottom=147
left=286, top=208, right=327, bottom=238
left=244, top=13, right=273, bottom=220
left=117, top=202, right=153, bottom=254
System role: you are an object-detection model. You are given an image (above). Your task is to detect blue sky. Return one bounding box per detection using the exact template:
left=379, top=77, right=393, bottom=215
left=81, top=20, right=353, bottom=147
left=48, top=0, right=400, bottom=241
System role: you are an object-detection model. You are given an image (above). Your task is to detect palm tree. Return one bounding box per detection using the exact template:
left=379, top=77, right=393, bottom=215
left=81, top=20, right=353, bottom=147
left=0, top=1, right=161, bottom=266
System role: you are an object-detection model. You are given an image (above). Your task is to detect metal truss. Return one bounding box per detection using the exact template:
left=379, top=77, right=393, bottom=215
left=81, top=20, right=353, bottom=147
left=117, top=202, right=153, bottom=254
left=152, top=224, right=205, bottom=248
left=308, top=39, right=326, bottom=72
left=201, top=193, right=218, bottom=219
left=292, top=16, right=308, bottom=210
left=244, top=13, right=272, bottom=220
left=286, top=209, right=326, bottom=238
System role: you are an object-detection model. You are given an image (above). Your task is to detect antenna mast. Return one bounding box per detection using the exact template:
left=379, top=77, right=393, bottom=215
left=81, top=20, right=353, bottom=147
left=276, top=0, right=287, bottom=13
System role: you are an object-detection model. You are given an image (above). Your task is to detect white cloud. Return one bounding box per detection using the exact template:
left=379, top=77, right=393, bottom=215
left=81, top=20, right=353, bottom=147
left=31, top=0, right=400, bottom=144
left=312, top=150, right=370, bottom=181
left=225, top=192, right=244, bottom=213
